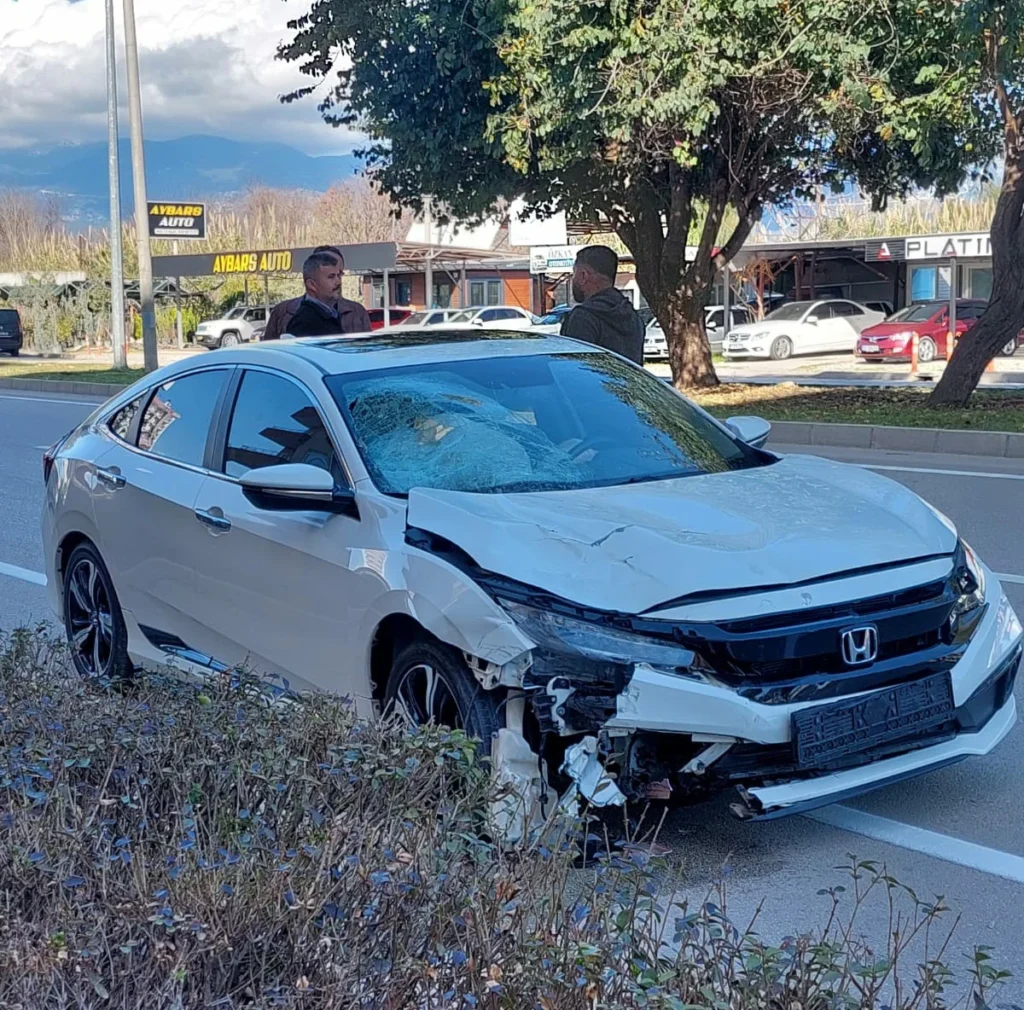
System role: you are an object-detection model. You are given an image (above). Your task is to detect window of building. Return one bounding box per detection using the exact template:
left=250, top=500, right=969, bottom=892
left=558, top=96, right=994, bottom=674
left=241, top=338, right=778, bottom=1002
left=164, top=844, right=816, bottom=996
left=371, top=280, right=384, bottom=308
left=395, top=280, right=413, bottom=306
left=910, top=266, right=953, bottom=302
left=967, top=267, right=993, bottom=301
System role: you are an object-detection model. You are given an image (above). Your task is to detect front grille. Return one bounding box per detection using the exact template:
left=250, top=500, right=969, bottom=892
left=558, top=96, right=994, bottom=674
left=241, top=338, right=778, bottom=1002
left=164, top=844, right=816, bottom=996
left=629, top=558, right=977, bottom=704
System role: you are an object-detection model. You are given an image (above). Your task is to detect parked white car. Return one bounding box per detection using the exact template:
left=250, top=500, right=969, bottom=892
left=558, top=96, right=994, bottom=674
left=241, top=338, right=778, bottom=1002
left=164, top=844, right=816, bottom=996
left=42, top=333, right=1021, bottom=831
left=195, top=305, right=267, bottom=349
left=446, top=305, right=542, bottom=330
left=723, top=299, right=886, bottom=360
left=645, top=305, right=758, bottom=360
left=385, top=309, right=463, bottom=329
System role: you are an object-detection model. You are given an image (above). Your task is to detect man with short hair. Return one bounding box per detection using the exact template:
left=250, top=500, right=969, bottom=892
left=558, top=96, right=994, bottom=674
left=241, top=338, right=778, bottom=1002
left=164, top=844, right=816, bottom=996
left=560, top=245, right=644, bottom=364
left=262, top=245, right=371, bottom=339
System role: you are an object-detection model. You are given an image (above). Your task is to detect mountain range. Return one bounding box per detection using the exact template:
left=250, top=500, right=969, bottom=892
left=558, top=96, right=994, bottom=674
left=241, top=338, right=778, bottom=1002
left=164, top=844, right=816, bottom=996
left=0, top=135, right=361, bottom=223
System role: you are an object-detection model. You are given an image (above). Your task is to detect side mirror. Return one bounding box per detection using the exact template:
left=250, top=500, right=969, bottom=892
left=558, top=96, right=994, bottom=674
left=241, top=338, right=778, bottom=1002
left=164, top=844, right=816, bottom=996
left=726, top=415, right=772, bottom=449
left=806, top=314, right=819, bottom=325
left=240, top=463, right=358, bottom=517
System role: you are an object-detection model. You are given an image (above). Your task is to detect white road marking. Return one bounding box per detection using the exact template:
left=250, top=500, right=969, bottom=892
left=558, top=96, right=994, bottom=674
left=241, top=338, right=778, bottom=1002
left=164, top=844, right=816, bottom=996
left=0, top=394, right=101, bottom=407
left=807, top=805, right=1024, bottom=884
left=997, top=572, right=1024, bottom=585
left=866, top=464, right=1024, bottom=481
left=0, top=561, right=47, bottom=587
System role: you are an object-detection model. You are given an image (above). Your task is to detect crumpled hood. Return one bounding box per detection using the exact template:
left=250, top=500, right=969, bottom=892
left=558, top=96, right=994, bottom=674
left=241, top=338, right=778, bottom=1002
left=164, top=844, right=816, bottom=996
left=405, top=455, right=957, bottom=613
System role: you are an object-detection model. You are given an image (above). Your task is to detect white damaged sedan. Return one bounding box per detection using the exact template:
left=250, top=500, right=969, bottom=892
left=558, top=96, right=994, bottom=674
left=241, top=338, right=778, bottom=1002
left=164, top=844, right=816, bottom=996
left=42, top=333, right=1021, bottom=830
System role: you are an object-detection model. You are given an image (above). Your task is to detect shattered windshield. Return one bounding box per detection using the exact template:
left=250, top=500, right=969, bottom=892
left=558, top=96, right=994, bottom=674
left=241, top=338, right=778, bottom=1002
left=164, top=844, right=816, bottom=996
left=326, top=352, right=765, bottom=495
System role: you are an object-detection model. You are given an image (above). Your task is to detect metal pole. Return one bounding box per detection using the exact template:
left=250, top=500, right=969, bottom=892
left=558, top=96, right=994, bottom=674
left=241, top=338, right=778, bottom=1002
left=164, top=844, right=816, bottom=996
left=460, top=265, right=467, bottom=308
left=122, top=0, right=158, bottom=372
left=264, top=275, right=270, bottom=318
left=948, top=257, right=957, bottom=353
left=721, top=264, right=731, bottom=340
left=172, top=240, right=183, bottom=348
left=104, top=0, right=127, bottom=369
left=383, top=268, right=391, bottom=326
left=424, top=196, right=434, bottom=309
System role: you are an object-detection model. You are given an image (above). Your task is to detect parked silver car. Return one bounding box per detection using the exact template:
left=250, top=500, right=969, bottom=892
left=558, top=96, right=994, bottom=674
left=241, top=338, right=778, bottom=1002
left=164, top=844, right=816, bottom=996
left=644, top=305, right=757, bottom=360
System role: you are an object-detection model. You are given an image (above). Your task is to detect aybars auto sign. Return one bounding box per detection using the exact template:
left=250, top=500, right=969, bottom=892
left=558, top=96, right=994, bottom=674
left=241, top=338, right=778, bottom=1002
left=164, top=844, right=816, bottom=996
left=905, top=232, right=991, bottom=260
left=147, top=202, right=207, bottom=240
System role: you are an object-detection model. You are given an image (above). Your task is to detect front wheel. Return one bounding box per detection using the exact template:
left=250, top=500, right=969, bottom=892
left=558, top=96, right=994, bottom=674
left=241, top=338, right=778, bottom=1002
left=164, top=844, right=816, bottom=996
left=769, top=336, right=792, bottom=361
left=221, top=331, right=240, bottom=348
left=999, top=336, right=1018, bottom=357
left=62, top=543, right=132, bottom=683
left=384, top=637, right=502, bottom=755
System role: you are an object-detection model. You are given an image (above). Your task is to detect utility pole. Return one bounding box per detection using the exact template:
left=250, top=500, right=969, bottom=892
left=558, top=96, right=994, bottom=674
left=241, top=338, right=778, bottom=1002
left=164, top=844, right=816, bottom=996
left=104, top=0, right=127, bottom=369
left=424, top=195, right=433, bottom=310
left=122, top=0, right=158, bottom=371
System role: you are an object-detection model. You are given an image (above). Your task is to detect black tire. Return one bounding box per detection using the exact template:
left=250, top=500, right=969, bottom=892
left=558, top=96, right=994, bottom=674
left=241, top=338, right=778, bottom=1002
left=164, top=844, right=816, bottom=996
left=918, top=336, right=937, bottom=363
left=769, top=336, right=792, bottom=361
left=62, top=543, right=132, bottom=683
left=9, top=348, right=19, bottom=357
left=999, top=336, right=1018, bottom=357
left=384, top=636, right=502, bottom=755
left=221, top=331, right=240, bottom=348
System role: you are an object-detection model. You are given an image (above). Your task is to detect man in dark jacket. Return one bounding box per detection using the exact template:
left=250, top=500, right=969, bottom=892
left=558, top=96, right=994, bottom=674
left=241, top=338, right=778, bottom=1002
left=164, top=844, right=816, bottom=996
left=560, top=245, right=644, bottom=364
left=262, top=245, right=371, bottom=339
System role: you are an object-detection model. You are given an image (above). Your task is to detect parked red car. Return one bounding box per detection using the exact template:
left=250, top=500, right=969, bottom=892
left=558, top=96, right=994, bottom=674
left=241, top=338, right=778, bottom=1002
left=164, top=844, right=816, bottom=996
left=857, top=299, right=1019, bottom=362
left=367, top=308, right=413, bottom=330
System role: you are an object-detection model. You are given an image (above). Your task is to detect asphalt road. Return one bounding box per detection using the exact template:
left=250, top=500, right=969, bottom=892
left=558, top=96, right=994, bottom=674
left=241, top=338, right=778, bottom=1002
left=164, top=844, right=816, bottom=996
left=2, top=390, right=1024, bottom=999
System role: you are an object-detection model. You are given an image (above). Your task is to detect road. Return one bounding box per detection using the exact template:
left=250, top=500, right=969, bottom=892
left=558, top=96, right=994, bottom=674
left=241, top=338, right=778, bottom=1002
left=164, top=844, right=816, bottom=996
left=2, top=389, right=1024, bottom=998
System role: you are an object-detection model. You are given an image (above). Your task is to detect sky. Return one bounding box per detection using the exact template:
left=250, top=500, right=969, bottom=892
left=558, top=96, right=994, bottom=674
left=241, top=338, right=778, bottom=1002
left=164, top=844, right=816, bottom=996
left=0, top=0, right=356, bottom=154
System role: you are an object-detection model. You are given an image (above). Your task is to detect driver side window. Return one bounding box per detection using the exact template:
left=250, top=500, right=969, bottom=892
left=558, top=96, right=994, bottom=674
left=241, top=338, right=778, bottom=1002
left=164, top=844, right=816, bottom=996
left=223, top=369, right=345, bottom=485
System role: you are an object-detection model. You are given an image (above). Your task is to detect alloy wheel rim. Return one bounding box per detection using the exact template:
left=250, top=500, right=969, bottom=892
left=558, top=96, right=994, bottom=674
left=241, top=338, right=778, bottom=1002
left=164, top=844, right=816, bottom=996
left=393, top=663, right=463, bottom=730
left=66, top=558, right=113, bottom=678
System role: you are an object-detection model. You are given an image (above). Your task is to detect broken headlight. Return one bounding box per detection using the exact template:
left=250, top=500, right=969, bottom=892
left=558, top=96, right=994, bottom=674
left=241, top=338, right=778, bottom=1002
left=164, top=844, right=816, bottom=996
left=952, top=540, right=987, bottom=622
left=498, top=599, right=698, bottom=671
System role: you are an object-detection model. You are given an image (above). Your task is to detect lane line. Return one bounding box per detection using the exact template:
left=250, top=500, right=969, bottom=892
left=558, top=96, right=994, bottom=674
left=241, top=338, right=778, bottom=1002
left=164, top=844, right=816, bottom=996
left=0, top=394, right=101, bottom=407
left=997, top=572, right=1024, bottom=585
left=807, top=805, right=1024, bottom=884
left=865, top=464, right=1024, bottom=481
left=0, top=561, right=47, bottom=587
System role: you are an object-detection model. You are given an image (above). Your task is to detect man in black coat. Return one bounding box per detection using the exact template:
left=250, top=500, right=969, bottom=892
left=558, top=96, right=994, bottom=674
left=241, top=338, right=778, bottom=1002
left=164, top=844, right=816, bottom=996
left=560, top=245, right=645, bottom=365
left=286, top=252, right=350, bottom=338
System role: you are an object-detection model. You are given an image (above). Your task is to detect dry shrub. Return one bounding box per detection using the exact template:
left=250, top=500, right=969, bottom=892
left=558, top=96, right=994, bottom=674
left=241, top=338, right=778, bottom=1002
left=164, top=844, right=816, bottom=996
left=0, top=629, right=1010, bottom=1009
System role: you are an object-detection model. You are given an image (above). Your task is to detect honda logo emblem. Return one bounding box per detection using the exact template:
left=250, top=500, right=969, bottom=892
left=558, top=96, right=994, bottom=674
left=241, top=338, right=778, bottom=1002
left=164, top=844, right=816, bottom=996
left=840, top=625, right=879, bottom=666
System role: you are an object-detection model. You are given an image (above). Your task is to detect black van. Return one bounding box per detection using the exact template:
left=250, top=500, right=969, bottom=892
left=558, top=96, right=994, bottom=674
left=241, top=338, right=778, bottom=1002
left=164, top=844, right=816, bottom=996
left=0, top=308, right=22, bottom=356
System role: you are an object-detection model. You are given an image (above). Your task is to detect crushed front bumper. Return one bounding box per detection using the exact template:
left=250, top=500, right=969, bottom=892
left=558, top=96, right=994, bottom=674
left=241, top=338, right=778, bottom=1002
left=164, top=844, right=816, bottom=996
left=601, top=587, right=1022, bottom=820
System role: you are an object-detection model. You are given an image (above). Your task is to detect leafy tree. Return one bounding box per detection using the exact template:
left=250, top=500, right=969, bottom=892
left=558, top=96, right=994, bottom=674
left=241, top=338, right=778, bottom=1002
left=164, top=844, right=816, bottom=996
left=279, top=0, right=971, bottom=387
left=886, top=0, right=1024, bottom=407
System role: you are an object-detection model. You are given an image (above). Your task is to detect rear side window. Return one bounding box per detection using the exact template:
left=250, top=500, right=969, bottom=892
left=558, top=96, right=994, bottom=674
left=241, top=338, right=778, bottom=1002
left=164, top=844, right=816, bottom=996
left=108, top=395, right=145, bottom=442
left=223, top=370, right=342, bottom=482
left=0, top=309, right=20, bottom=333
left=138, top=369, right=228, bottom=467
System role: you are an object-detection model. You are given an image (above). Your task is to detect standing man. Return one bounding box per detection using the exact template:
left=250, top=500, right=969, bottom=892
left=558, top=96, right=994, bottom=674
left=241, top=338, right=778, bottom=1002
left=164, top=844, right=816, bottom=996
left=560, top=246, right=644, bottom=364
left=262, top=245, right=371, bottom=339
left=285, top=253, right=349, bottom=337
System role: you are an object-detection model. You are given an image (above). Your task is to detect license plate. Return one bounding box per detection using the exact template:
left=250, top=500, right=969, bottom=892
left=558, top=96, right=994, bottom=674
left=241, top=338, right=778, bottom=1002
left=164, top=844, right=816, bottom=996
left=861, top=343, right=879, bottom=352
left=792, top=672, right=954, bottom=766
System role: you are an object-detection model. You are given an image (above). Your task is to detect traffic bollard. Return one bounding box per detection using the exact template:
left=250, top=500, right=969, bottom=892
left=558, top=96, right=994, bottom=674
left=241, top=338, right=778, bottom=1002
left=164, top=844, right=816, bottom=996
left=909, top=332, right=919, bottom=375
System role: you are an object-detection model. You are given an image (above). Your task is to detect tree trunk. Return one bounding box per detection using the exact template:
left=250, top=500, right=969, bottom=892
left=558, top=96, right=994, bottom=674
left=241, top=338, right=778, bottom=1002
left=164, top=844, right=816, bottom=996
left=663, top=296, right=718, bottom=389
left=929, top=105, right=1024, bottom=407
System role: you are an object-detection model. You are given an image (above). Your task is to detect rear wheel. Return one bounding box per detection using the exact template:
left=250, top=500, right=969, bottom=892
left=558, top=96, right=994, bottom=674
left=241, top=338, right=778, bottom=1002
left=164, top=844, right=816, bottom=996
left=8, top=348, right=19, bottom=357
left=62, top=543, right=131, bottom=683
left=769, top=336, right=792, bottom=361
left=384, top=636, right=502, bottom=755
left=221, top=331, right=240, bottom=348
left=999, top=336, right=1018, bottom=357
left=918, top=336, right=937, bottom=363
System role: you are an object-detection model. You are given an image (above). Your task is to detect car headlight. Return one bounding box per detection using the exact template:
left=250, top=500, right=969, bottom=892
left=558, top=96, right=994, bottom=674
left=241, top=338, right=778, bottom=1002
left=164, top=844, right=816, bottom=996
left=499, top=599, right=697, bottom=672
left=952, top=540, right=987, bottom=621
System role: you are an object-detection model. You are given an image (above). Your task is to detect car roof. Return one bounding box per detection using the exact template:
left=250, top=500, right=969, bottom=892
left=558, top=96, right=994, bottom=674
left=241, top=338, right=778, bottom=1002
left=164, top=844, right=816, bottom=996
left=201, top=330, right=597, bottom=376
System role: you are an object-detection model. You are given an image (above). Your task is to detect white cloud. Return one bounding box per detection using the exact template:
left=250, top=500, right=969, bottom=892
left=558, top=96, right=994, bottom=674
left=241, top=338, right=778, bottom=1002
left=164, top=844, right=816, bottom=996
left=0, top=0, right=356, bottom=154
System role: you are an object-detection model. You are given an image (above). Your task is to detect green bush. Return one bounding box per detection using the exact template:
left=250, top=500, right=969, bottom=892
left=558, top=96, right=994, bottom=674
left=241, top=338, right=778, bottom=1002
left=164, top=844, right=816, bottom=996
left=0, top=630, right=1010, bottom=1009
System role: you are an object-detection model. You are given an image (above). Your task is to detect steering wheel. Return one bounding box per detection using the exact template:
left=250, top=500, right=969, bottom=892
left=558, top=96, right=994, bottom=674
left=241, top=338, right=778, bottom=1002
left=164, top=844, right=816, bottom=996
left=567, top=434, right=619, bottom=459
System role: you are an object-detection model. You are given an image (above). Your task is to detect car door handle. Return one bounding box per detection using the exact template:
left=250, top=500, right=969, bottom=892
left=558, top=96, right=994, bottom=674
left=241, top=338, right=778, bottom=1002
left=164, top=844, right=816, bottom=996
left=194, top=508, right=231, bottom=532
left=96, top=466, right=126, bottom=489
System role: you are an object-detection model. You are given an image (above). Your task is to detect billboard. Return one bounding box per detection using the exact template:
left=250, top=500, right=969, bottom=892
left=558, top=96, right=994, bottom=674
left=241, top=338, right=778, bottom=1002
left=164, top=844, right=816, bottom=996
left=147, top=202, right=207, bottom=240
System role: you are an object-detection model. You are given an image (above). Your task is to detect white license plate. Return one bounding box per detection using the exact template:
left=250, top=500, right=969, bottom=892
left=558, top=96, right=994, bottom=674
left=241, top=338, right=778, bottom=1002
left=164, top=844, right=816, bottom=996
left=861, top=343, right=879, bottom=352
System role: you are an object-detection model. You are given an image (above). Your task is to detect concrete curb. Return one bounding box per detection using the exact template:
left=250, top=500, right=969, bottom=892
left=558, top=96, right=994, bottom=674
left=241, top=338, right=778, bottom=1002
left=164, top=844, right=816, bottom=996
left=0, top=377, right=127, bottom=398
left=770, top=420, right=1024, bottom=459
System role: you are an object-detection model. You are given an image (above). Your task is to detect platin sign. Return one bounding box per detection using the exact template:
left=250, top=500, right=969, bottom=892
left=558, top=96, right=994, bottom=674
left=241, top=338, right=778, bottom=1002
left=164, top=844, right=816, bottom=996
left=905, top=232, right=991, bottom=261
left=148, top=202, right=207, bottom=240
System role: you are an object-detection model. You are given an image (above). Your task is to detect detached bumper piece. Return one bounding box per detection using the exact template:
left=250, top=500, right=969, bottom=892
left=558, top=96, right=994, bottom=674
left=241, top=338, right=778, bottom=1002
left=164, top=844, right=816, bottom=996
left=732, top=646, right=1021, bottom=820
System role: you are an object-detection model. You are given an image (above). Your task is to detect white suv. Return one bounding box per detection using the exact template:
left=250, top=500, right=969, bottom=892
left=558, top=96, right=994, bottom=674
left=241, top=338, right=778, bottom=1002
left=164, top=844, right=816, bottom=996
left=41, top=333, right=1021, bottom=832
left=195, top=305, right=267, bottom=349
